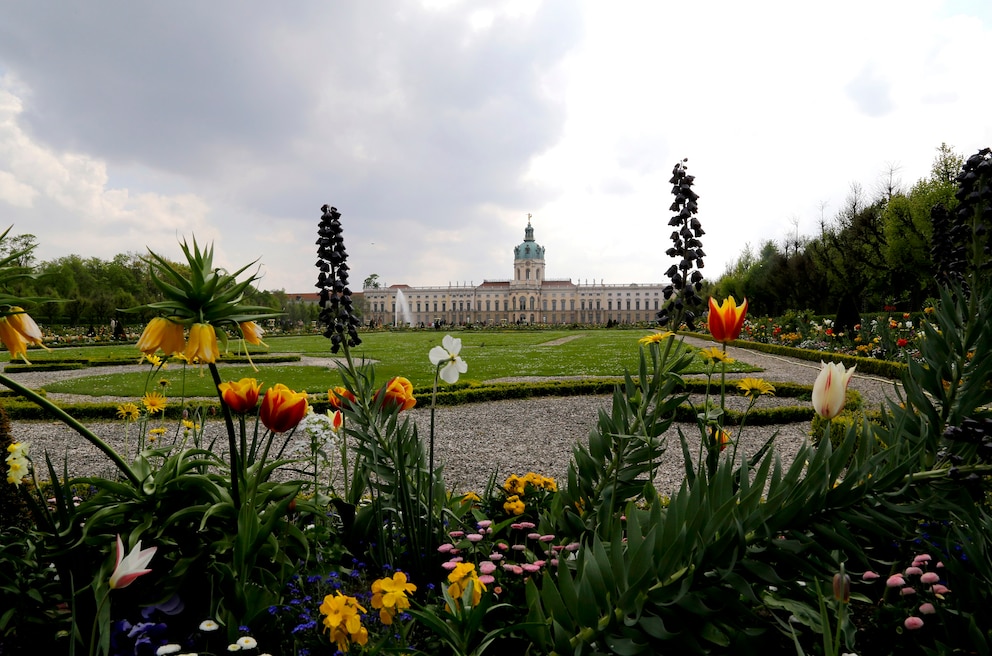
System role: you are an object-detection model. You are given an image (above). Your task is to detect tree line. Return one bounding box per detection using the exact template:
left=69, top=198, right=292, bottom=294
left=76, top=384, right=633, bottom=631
left=710, top=143, right=965, bottom=319
left=0, top=245, right=321, bottom=332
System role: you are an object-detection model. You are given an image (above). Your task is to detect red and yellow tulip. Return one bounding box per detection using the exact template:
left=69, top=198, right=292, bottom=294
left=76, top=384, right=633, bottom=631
left=218, top=378, right=263, bottom=414
left=260, top=383, right=309, bottom=433
left=377, top=377, right=416, bottom=412
left=328, top=386, right=357, bottom=410
left=707, top=296, right=748, bottom=344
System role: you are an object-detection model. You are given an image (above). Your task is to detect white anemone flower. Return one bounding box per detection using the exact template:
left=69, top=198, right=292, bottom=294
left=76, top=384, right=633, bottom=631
left=429, top=334, right=468, bottom=384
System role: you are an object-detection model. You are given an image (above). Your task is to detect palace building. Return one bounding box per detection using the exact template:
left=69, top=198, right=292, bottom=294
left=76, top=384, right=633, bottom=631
left=362, top=217, right=667, bottom=327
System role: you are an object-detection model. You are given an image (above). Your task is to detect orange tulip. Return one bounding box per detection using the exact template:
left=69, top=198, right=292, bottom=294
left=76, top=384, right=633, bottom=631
left=328, top=386, right=357, bottom=410
left=711, top=426, right=731, bottom=452
left=218, top=378, right=262, bottom=413
left=184, top=323, right=219, bottom=363
left=708, top=296, right=748, bottom=344
left=137, top=317, right=186, bottom=356
left=377, top=376, right=416, bottom=412
left=240, top=321, right=268, bottom=347
left=260, top=383, right=309, bottom=433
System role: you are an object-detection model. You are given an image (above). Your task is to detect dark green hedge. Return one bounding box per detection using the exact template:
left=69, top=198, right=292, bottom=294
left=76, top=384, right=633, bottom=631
left=684, top=332, right=908, bottom=379
left=3, top=353, right=300, bottom=373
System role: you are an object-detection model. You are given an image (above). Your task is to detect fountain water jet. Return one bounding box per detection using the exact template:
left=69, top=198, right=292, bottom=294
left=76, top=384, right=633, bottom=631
left=394, top=288, right=414, bottom=327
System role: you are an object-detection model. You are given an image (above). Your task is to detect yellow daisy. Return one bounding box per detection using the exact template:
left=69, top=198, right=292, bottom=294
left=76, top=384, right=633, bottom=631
left=142, top=392, right=168, bottom=415
left=736, top=377, right=775, bottom=399
left=699, top=346, right=735, bottom=364
left=116, top=403, right=140, bottom=422
left=638, top=331, right=675, bottom=346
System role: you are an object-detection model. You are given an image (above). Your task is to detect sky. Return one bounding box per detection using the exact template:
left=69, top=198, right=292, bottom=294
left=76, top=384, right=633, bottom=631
left=0, top=1, right=990, bottom=294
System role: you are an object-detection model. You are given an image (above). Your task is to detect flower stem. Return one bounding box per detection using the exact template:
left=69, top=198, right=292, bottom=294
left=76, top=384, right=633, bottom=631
left=208, top=363, right=241, bottom=508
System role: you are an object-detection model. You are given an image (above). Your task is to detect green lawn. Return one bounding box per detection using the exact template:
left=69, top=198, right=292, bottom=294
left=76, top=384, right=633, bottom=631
left=36, top=329, right=756, bottom=397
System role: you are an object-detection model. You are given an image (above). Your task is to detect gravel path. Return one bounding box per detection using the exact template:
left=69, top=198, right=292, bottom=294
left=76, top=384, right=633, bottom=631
left=1, top=338, right=902, bottom=494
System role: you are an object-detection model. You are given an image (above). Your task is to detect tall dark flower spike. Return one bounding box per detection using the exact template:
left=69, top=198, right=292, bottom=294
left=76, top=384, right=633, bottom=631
left=931, top=147, right=992, bottom=287
left=657, top=158, right=706, bottom=330
left=316, top=205, right=362, bottom=353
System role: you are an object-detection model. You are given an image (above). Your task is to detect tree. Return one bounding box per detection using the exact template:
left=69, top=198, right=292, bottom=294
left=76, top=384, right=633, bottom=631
left=363, top=273, right=381, bottom=290
left=0, top=231, right=38, bottom=268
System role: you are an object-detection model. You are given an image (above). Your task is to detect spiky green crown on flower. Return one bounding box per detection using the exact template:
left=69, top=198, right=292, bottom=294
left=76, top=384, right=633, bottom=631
left=124, top=237, right=282, bottom=328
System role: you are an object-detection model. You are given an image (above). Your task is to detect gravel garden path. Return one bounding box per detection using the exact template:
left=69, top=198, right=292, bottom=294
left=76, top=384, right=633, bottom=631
left=2, top=337, right=903, bottom=494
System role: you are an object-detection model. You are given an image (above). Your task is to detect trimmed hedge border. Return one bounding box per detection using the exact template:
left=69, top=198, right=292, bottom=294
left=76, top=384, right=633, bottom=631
left=0, top=376, right=846, bottom=429
left=683, top=332, right=908, bottom=379
left=3, top=353, right=301, bottom=373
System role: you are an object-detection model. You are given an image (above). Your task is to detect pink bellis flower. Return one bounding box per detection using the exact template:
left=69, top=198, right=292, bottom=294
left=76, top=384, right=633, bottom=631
left=109, top=534, right=157, bottom=589
left=812, top=361, right=856, bottom=420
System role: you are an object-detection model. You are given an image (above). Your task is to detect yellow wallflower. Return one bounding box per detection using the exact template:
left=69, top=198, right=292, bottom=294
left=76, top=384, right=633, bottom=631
left=447, top=562, right=485, bottom=608
left=503, top=494, right=525, bottom=516
left=5, top=441, right=30, bottom=485
left=371, top=572, right=416, bottom=625
left=319, top=592, right=368, bottom=653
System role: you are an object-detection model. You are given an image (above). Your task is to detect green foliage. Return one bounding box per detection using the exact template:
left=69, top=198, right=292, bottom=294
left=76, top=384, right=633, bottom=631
left=557, top=340, right=694, bottom=537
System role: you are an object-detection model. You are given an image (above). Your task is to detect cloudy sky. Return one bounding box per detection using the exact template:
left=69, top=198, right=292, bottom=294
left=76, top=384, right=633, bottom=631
left=1, top=1, right=990, bottom=294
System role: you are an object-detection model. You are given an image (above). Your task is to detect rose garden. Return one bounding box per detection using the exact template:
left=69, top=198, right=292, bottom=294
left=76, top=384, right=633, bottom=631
left=1, top=150, right=991, bottom=655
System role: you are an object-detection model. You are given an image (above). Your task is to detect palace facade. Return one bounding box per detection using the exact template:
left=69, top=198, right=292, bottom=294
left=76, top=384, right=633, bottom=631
left=362, top=219, right=667, bottom=327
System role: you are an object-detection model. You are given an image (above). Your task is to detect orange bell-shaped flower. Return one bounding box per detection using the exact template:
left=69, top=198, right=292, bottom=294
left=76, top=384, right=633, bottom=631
left=137, top=317, right=186, bottom=356
left=184, top=323, right=219, bottom=363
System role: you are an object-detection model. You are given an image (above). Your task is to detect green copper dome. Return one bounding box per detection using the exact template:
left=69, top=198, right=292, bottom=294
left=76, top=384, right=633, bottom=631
left=514, top=220, right=545, bottom=260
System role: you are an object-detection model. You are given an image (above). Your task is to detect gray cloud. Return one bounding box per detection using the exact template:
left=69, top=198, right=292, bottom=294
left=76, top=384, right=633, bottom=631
left=844, top=64, right=894, bottom=118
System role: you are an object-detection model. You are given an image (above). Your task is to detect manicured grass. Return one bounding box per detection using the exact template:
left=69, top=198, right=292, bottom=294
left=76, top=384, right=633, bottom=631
left=36, top=329, right=757, bottom=397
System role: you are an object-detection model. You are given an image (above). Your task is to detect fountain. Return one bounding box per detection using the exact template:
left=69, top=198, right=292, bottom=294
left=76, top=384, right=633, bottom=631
left=394, top=288, right=414, bottom=327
